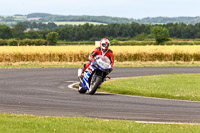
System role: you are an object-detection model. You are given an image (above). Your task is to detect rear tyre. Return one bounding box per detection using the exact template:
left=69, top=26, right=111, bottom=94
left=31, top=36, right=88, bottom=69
left=88, top=76, right=102, bottom=95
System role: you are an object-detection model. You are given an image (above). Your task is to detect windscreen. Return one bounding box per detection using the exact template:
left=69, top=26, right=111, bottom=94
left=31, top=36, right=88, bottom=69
left=96, top=55, right=110, bottom=64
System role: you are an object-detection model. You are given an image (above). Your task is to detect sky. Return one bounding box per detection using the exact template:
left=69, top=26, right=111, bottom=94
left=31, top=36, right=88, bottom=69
left=1, top=0, right=200, bottom=19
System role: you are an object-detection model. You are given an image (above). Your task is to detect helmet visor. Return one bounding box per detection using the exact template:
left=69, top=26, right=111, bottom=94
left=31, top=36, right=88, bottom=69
left=102, top=43, right=109, bottom=47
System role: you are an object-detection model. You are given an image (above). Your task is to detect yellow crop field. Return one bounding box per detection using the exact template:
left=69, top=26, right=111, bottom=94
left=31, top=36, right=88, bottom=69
left=0, top=45, right=200, bottom=62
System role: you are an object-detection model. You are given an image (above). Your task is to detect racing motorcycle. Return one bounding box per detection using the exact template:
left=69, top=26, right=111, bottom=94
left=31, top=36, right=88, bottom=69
left=78, top=55, right=112, bottom=95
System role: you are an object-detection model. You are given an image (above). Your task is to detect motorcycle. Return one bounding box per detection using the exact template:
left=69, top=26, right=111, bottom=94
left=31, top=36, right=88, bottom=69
left=78, top=55, right=112, bottom=95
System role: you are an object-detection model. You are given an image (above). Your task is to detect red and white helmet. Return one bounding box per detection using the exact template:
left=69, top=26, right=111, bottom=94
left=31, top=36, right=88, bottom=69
left=100, top=38, right=110, bottom=50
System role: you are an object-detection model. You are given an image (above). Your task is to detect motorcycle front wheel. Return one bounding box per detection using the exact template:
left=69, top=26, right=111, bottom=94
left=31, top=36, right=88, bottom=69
left=78, top=82, right=87, bottom=94
left=88, top=76, right=102, bottom=95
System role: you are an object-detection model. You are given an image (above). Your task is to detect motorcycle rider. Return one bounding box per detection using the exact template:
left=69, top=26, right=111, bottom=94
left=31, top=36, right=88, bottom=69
left=79, top=38, right=114, bottom=79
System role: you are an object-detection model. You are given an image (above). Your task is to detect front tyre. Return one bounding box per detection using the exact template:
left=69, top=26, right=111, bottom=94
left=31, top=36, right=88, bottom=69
left=88, top=76, right=102, bottom=95
left=78, top=85, right=87, bottom=94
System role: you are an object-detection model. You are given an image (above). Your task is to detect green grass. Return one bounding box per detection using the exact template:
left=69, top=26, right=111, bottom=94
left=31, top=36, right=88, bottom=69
left=114, top=63, right=200, bottom=67
left=0, top=62, right=83, bottom=68
left=0, top=113, right=200, bottom=133
left=101, top=74, right=200, bottom=101
left=0, top=64, right=81, bottom=69
left=0, top=61, right=200, bottom=68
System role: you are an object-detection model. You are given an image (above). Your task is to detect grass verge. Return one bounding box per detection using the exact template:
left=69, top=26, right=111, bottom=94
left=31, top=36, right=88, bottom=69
left=0, top=61, right=200, bottom=68
left=0, top=62, right=82, bottom=68
left=0, top=113, right=200, bottom=133
left=100, top=74, right=200, bottom=101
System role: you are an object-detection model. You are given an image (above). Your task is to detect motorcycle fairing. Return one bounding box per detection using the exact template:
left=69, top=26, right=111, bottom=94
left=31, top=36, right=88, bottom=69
left=82, top=65, right=96, bottom=90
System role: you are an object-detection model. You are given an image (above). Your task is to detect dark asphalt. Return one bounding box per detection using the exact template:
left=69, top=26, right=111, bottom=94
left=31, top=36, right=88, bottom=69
left=0, top=67, right=200, bottom=123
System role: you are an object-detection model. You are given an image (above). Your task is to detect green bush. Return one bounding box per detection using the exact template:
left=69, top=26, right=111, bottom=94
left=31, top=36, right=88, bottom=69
left=110, top=39, right=120, bottom=46
left=115, top=41, right=156, bottom=46
left=0, top=39, right=200, bottom=46
left=111, top=41, right=200, bottom=46
left=134, top=33, right=147, bottom=41
left=7, top=39, right=18, bottom=46
left=20, top=39, right=32, bottom=46
left=19, top=39, right=48, bottom=46
left=0, top=39, right=7, bottom=46
left=151, top=26, right=170, bottom=44
left=57, top=41, right=94, bottom=45
left=46, top=32, right=59, bottom=45
left=114, top=37, right=130, bottom=41
left=32, top=39, right=48, bottom=46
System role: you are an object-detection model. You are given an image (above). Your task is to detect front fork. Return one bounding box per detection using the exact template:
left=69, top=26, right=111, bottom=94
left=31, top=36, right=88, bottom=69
left=90, top=71, right=106, bottom=87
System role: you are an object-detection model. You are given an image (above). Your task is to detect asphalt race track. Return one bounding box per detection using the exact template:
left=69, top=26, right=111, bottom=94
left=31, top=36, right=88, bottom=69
left=0, top=67, right=200, bottom=123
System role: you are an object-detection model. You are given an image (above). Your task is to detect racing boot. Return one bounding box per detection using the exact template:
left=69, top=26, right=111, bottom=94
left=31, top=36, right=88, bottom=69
left=78, top=68, right=84, bottom=81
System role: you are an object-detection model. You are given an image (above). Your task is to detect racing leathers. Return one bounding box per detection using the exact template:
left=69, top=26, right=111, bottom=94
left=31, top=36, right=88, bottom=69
left=83, top=47, right=114, bottom=72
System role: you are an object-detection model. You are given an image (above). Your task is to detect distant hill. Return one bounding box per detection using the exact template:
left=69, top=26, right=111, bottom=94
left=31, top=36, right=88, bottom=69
left=27, top=13, right=135, bottom=24
left=1, top=13, right=200, bottom=25
left=27, top=13, right=200, bottom=24
left=136, top=16, right=200, bottom=24
left=27, top=13, right=52, bottom=18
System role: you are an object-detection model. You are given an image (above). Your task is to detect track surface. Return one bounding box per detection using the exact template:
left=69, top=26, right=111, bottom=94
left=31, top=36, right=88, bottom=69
left=0, top=67, right=200, bottom=123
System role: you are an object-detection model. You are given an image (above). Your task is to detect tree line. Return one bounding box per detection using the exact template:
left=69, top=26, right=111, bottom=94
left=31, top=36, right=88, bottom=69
left=1, top=22, right=200, bottom=41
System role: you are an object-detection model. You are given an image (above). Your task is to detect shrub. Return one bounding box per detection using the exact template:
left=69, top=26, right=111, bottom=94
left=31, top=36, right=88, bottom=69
left=134, top=33, right=147, bottom=41
left=20, top=39, right=32, bottom=46
left=19, top=39, right=48, bottom=46
left=110, top=39, right=120, bottom=46
left=32, top=39, right=48, bottom=46
left=46, top=32, right=59, bottom=45
left=151, top=26, right=170, bottom=44
left=0, top=39, right=7, bottom=46
left=7, top=39, right=18, bottom=46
